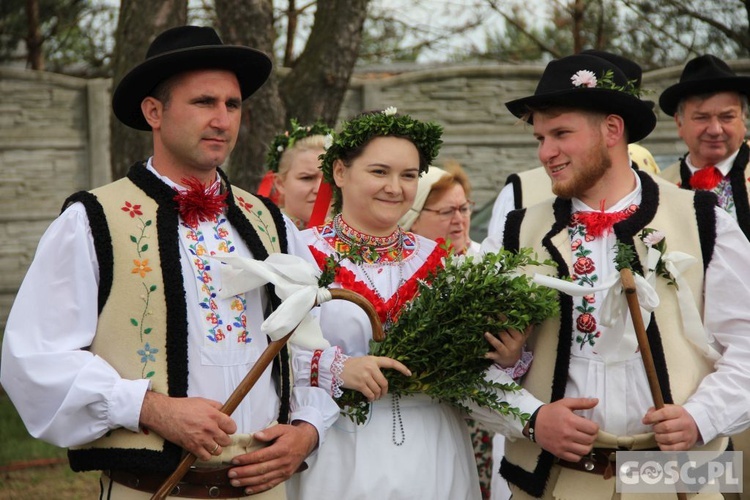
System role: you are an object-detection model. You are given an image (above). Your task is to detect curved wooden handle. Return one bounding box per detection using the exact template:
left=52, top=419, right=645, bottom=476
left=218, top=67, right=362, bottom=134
left=329, top=288, right=385, bottom=342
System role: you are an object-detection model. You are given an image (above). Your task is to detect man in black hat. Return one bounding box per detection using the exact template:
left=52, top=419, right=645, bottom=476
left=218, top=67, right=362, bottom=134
left=0, top=25, right=338, bottom=499
left=659, top=54, right=750, bottom=240
left=484, top=50, right=661, bottom=248
left=487, top=53, right=750, bottom=499
left=659, top=52, right=750, bottom=500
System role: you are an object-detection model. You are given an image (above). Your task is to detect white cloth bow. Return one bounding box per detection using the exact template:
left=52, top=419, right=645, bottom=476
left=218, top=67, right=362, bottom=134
left=643, top=249, right=720, bottom=362
left=533, top=248, right=719, bottom=362
left=215, top=253, right=332, bottom=350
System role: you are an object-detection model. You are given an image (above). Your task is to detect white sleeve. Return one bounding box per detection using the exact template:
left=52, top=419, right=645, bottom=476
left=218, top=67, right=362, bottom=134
left=0, top=204, right=149, bottom=447
left=286, top=219, right=342, bottom=444
left=463, top=365, right=544, bottom=440
left=683, top=208, right=750, bottom=442
left=482, top=184, right=517, bottom=254
left=487, top=184, right=517, bottom=240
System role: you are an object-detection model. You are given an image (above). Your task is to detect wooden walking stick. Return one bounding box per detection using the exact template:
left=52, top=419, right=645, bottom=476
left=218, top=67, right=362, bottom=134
left=151, top=288, right=383, bottom=500
left=620, top=268, right=687, bottom=500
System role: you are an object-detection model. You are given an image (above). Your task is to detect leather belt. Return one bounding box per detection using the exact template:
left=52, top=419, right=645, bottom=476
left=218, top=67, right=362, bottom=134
left=557, top=447, right=659, bottom=480
left=104, top=467, right=248, bottom=498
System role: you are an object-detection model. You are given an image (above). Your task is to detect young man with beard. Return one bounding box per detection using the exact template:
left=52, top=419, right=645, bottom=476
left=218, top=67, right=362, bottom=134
left=483, top=53, right=750, bottom=499
left=484, top=50, right=661, bottom=247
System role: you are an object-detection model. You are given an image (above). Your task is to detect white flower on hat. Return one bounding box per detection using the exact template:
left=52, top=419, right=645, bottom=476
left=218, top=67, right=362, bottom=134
left=571, top=70, right=597, bottom=88
left=383, top=106, right=397, bottom=116
left=276, top=145, right=284, bottom=152
left=323, top=133, right=334, bottom=151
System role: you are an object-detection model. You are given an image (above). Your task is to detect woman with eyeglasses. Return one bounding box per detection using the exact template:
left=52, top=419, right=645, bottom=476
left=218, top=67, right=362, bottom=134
left=399, top=159, right=479, bottom=255
left=400, top=160, right=513, bottom=500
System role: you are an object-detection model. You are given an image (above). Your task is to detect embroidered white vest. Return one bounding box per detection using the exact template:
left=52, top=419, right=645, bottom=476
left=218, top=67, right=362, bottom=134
left=67, top=168, right=283, bottom=471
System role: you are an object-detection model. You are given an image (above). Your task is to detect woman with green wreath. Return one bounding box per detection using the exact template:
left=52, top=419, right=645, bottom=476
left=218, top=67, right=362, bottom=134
left=286, top=108, right=528, bottom=499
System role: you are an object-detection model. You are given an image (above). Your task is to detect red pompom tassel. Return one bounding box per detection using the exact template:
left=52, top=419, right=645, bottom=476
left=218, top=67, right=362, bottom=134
left=689, top=166, right=723, bottom=191
left=173, top=177, right=228, bottom=227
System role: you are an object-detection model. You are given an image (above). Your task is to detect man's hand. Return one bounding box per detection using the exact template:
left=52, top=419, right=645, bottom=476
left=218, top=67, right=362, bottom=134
left=340, top=355, right=412, bottom=401
left=139, top=391, right=236, bottom=461
left=227, top=422, right=318, bottom=495
left=642, top=404, right=700, bottom=451
left=533, top=397, right=599, bottom=461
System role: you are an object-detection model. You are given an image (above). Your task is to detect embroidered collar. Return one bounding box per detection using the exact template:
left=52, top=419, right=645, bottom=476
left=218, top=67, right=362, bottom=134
left=333, top=214, right=402, bottom=248
left=145, top=158, right=222, bottom=190
left=308, top=244, right=447, bottom=325
left=284, top=212, right=307, bottom=231
left=319, top=219, right=416, bottom=264
left=144, top=159, right=228, bottom=227
left=328, top=214, right=409, bottom=263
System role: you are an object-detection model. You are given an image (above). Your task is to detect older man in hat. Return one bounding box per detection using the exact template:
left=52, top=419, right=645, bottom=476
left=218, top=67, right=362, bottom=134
left=659, top=55, right=750, bottom=239
left=482, top=53, right=750, bottom=499
left=0, top=25, right=339, bottom=499
left=659, top=53, right=750, bottom=500
left=484, top=50, right=661, bottom=246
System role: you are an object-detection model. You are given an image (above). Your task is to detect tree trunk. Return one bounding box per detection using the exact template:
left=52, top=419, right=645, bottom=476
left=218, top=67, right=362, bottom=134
left=280, top=0, right=370, bottom=125
left=283, top=0, right=298, bottom=67
left=25, top=0, right=43, bottom=70
left=215, top=0, right=370, bottom=192
left=572, top=0, right=585, bottom=54
left=109, top=0, right=187, bottom=181
left=214, top=0, right=285, bottom=191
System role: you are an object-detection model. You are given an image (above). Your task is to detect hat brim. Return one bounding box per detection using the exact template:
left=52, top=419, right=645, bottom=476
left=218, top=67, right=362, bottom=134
left=659, top=77, right=750, bottom=116
left=112, top=45, right=272, bottom=131
left=505, top=88, right=656, bottom=143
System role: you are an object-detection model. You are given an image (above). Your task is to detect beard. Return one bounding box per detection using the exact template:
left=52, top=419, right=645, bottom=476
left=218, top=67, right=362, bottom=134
left=551, top=136, right=612, bottom=199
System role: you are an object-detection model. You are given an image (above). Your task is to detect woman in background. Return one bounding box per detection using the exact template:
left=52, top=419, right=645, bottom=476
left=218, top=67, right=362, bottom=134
left=399, top=159, right=478, bottom=255
left=400, top=159, right=514, bottom=500
left=261, top=119, right=332, bottom=228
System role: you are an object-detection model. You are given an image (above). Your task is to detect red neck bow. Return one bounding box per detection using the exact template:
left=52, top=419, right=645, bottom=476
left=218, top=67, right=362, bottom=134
left=689, top=165, right=724, bottom=191
left=571, top=201, right=635, bottom=238
left=173, top=176, right=228, bottom=227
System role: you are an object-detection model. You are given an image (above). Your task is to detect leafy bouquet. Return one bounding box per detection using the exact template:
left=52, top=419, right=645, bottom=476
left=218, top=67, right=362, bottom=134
left=328, top=248, right=559, bottom=424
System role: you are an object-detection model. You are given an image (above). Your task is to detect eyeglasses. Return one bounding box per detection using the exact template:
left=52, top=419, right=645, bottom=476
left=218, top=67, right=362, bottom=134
left=421, top=201, right=475, bottom=220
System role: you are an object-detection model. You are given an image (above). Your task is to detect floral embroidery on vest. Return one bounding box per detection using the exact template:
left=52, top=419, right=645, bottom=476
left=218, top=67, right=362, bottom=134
left=181, top=216, right=250, bottom=344
left=237, top=196, right=279, bottom=250
left=121, top=200, right=159, bottom=379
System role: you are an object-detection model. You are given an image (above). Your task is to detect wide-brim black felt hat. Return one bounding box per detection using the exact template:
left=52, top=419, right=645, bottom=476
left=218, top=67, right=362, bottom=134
left=112, top=25, right=272, bottom=131
left=659, top=54, right=750, bottom=116
left=505, top=53, right=656, bottom=143
left=580, top=49, right=655, bottom=110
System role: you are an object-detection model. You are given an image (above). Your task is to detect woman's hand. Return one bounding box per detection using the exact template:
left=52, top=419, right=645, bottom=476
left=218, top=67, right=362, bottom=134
left=339, top=356, right=411, bottom=401
left=484, top=324, right=531, bottom=368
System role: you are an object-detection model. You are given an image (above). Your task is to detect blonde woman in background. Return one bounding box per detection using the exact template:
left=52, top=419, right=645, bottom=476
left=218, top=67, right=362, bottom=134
left=263, top=119, right=332, bottom=229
